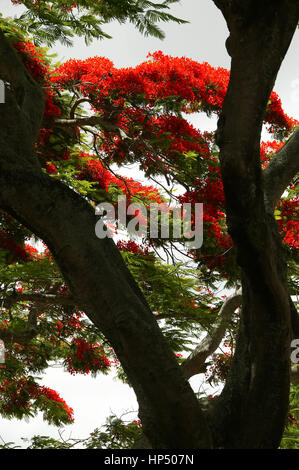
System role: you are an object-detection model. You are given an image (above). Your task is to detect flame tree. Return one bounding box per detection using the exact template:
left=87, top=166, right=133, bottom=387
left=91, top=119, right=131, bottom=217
left=0, top=0, right=298, bottom=449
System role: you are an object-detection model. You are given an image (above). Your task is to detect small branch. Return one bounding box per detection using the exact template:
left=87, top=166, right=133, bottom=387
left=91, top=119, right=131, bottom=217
left=54, top=116, right=130, bottom=140
left=263, top=126, right=299, bottom=213
left=0, top=326, right=37, bottom=345
left=1, top=292, right=76, bottom=307
left=181, top=290, right=242, bottom=380
left=69, top=98, right=93, bottom=119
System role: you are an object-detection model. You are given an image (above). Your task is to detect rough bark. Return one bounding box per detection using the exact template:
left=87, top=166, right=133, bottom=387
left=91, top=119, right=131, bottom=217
left=210, top=0, right=299, bottom=448
left=0, top=31, right=212, bottom=449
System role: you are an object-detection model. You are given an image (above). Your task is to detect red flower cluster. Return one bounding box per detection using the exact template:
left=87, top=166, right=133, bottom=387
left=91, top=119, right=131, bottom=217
left=76, top=152, right=162, bottom=204
left=13, top=40, right=48, bottom=82
left=52, top=51, right=296, bottom=132
left=260, top=140, right=284, bottom=168
left=117, top=240, right=150, bottom=257
left=65, top=338, right=111, bottom=375
left=130, top=419, right=142, bottom=429
left=178, top=175, right=232, bottom=263
left=51, top=51, right=228, bottom=111
left=0, top=230, right=44, bottom=264
left=276, top=197, right=299, bottom=250
left=206, top=352, right=232, bottom=383
left=54, top=312, right=82, bottom=338
left=0, top=231, right=37, bottom=262
left=266, top=91, right=299, bottom=133
left=0, top=231, right=28, bottom=262
left=10, top=40, right=298, bottom=278
left=28, top=383, right=74, bottom=423
left=0, top=319, right=9, bottom=331
left=288, top=414, right=299, bottom=427
left=0, top=378, right=74, bottom=423
left=47, top=52, right=297, bottom=183
left=178, top=137, right=297, bottom=273
left=24, top=243, right=41, bottom=259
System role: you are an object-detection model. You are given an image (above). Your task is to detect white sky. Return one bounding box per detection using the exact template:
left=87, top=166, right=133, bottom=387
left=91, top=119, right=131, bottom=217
left=0, top=0, right=299, bottom=448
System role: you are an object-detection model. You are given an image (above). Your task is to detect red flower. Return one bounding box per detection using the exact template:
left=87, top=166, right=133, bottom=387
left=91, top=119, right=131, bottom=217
left=65, top=338, right=111, bottom=375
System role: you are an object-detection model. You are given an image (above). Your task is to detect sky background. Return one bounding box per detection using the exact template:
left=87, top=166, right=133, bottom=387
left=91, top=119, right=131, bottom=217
left=0, top=0, right=299, bottom=448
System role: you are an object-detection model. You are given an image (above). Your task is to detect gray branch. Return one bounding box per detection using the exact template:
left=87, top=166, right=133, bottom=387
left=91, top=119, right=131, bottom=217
left=181, top=290, right=242, bottom=380
left=2, top=291, right=76, bottom=307
left=54, top=116, right=130, bottom=139
left=263, top=126, right=299, bottom=213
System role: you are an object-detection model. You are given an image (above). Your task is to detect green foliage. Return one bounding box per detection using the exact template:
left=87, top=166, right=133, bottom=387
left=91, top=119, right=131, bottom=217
left=10, top=0, right=188, bottom=46
left=120, top=251, right=219, bottom=351
left=0, top=2, right=297, bottom=449
left=280, top=384, right=299, bottom=449
left=0, top=413, right=142, bottom=449
left=84, top=415, right=141, bottom=449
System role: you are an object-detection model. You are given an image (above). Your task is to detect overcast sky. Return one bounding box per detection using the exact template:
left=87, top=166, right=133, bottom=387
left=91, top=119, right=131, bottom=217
left=0, top=0, right=299, bottom=448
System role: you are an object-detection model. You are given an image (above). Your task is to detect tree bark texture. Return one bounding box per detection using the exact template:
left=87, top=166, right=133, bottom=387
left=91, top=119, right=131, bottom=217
left=211, top=0, right=299, bottom=448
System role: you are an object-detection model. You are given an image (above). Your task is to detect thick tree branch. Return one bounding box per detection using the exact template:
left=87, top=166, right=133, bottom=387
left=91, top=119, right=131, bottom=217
left=181, top=290, right=242, bottom=380
left=0, top=327, right=37, bottom=345
left=1, top=292, right=76, bottom=308
left=69, top=98, right=92, bottom=119
left=0, top=32, right=212, bottom=449
left=0, top=30, right=45, bottom=147
left=263, top=126, right=299, bottom=212
left=54, top=116, right=130, bottom=139
left=209, top=0, right=299, bottom=449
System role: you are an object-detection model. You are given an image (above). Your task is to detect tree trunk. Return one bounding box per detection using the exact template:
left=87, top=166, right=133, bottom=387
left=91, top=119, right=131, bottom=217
left=210, top=0, right=299, bottom=448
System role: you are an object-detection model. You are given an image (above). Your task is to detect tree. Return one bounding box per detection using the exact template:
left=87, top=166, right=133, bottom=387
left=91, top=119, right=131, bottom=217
left=0, top=0, right=298, bottom=449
